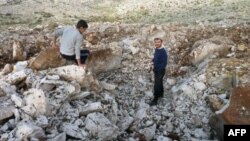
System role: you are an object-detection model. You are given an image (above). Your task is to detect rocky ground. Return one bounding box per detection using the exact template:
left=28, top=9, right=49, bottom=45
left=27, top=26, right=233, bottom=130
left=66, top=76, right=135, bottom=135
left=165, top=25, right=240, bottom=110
left=0, top=0, right=250, bottom=141
left=0, top=23, right=249, bottom=141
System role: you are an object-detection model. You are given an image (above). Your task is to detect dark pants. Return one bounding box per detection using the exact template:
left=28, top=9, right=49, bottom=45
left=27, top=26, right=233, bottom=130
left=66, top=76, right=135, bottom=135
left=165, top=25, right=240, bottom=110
left=60, top=50, right=90, bottom=64
left=154, top=69, right=165, bottom=99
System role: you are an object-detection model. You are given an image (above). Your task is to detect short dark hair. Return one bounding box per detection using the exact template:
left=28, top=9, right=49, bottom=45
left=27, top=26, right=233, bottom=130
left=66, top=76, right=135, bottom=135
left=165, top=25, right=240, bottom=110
left=154, top=37, right=162, bottom=42
left=76, top=20, right=88, bottom=29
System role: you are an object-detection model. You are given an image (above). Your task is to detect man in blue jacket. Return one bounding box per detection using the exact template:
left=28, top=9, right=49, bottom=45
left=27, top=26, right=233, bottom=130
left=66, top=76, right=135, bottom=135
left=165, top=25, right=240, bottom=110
left=150, top=38, right=168, bottom=106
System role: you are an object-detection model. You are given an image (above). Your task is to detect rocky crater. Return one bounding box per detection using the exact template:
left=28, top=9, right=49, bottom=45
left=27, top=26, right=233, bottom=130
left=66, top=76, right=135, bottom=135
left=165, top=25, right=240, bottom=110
left=0, top=0, right=250, bottom=141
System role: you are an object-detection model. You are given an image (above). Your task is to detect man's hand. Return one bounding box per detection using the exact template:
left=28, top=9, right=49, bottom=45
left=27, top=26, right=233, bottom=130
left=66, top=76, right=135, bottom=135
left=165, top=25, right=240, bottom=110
left=79, top=64, right=86, bottom=69
left=52, top=36, right=59, bottom=51
left=148, top=64, right=153, bottom=73
left=52, top=44, right=59, bottom=52
left=52, top=43, right=59, bottom=49
left=76, top=59, right=85, bottom=69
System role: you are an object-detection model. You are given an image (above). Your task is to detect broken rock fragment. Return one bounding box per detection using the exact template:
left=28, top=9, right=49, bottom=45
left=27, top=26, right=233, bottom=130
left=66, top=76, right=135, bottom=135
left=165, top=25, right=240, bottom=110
left=16, top=120, right=45, bottom=141
left=13, top=41, right=27, bottom=61
left=86, top=47, right=123, bottom=74
left=29, top=47, right=66, bottom=70
left=0, top=80, right=17, bottom=97
left=0, top=106, right=15, bottom=122
left=4, top=69, right=28, bottom=85
left=0, top=64, right=13, bottom=75
left=23, top=88, right=50, bottom=116
left=47, top=132, right=66, bottom=141
left=79, top=102, right=104, bottom=116
left=85, top=112, right=119, bottom=140
left=62, top=123, right=88, bottom=139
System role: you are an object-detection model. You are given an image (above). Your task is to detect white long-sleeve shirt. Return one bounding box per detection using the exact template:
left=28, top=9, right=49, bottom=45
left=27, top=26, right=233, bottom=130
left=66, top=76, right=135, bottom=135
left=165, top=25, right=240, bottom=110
left=54, top=26, right=83, bottom=59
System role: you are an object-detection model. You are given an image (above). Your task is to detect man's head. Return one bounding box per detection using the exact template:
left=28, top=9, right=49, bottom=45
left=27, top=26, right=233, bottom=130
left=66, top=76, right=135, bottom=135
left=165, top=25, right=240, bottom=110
left=154, top=38, right=163, bottom=48
left=76, top=20, right=88, bottom=33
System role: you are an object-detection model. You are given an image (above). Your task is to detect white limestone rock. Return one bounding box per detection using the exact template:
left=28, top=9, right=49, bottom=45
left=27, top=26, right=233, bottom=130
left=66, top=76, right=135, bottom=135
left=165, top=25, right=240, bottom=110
left=135, top=108, right=148, bottom=120
left=35, top=115, right=48, bottom=128
left=179, top=84, right=195, bottom=98
left=47, top=132, right=66, bottom=141
left=79, top=102, right=104, bottom=116
left=46, top=75, right=60, bottom=80
left=62, top=123, right=88, bottom=139
left=129, top=46, right=139, bottom=55
left=45, top=65, right=87, bottom=86
left=39, top=79, right=80, bottom=95
left=85, top=112, right=119, bottom=140
left=70, top=91, right=91, bottom=100
left=156, top=135, right=171, bottom=141
left=13, top=61, right=28, bottom=72
left=0, top=133, right=9, bottom=141
left=139, top=124, right=157, bottom=141
left=23, top=89, right=50, bottom=116
left=189, top=36, right=233, bottom=65
left=0, top=80, right=17, bottom=97
left=0, top=106, right=15, bottom=121
left=193, top=82, right=207, bottom=91
left=101, top=81, right=117, bottom=90
left=11, top=94, right=24, bottom=107
left=4, top=70, right=28, bottom=85
left=144, top=90, right=154, bottom=98
left=166, top=78, right=177, bottom=86
left=117, top=116, right=134, bottom=131
left=16, top=120, right=45, bottom=141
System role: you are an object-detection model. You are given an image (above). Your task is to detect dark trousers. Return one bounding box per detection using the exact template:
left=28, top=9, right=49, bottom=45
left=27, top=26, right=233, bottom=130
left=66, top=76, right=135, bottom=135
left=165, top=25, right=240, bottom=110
left=154, top=69, right=165, bottom=98
left=60, top=50, right=90, bottom=64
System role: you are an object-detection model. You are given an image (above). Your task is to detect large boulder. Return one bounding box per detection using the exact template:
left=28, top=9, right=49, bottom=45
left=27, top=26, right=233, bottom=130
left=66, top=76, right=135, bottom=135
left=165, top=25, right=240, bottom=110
left=210, top=83, right=250, bottom=140
left=221, top=83, right=250, bottom=124
left=189, top=36, right=234, bottom=65
left=45, top=65, right=102, bottom=92
left=206, top=58, right=250, bottom=90
left=86, top=47, right=122, bottom=74
left=29, top=47, right=66, bottom=70
left=45, top=65, right=86, bottom=84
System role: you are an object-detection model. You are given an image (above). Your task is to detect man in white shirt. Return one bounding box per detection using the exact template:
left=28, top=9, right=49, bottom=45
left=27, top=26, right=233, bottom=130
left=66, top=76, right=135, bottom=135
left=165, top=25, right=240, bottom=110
left=52, top=19, right=89, bottom=68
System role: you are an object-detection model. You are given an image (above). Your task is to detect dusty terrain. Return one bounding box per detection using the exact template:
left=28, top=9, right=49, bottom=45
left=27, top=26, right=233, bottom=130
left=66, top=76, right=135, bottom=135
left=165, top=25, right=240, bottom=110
left=0, top=0, right=249, bottom=141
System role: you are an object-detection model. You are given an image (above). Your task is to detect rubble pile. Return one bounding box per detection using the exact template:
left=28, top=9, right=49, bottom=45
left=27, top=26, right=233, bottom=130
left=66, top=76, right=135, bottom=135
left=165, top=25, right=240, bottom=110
left=0, top=23, right=249, bottom=141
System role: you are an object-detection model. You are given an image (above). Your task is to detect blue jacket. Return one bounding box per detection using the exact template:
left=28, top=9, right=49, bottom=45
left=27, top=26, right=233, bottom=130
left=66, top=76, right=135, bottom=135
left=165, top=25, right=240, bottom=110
left=153, top=48, right=168, bottom=71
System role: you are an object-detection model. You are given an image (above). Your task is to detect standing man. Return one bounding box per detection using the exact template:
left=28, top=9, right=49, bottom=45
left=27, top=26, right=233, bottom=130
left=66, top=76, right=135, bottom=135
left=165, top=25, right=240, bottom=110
left=52, top=19, right=89, bottom=68
left=150, top=38, right=168, bottom=106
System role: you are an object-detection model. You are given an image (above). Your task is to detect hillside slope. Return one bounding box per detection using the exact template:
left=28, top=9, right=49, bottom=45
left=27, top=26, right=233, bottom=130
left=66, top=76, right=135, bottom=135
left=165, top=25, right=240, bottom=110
left=0, top=0, right=249, bottom=28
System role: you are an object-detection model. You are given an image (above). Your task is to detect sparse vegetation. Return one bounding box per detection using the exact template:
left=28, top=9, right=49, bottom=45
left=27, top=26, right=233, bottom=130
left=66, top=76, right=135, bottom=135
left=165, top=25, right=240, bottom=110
left=0, top=0, right=249, bottom=26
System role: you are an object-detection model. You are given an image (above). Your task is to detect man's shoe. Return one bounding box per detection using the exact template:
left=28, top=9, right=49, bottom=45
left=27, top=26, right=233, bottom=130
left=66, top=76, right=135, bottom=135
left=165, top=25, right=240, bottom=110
left=150, top=98, right=158, bottom=106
